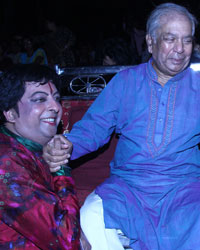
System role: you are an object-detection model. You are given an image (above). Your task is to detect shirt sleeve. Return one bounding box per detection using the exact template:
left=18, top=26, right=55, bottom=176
left=0, top=152, right=80, bottom=250
left=66, top=70, right=126, bottom=160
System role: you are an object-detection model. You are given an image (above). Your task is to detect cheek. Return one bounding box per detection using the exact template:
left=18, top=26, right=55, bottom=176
left=153, top=43, right=169, bottom=59
left=18, top=103, right=31, bottom=116
left=186, top=46, right=193, bottom=56
left=18, top=103, right=42, bottom=118
left=57, top=108, right=63, bottom=123
left=161, top=44, right=172, bottom=56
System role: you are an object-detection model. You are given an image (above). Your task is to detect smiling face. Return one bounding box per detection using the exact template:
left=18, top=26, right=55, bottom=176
left=146, top=13, right=193, bottom=84
left=4, top=81, right=62, bottom=146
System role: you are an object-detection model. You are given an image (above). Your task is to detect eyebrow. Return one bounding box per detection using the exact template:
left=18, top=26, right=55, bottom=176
left=163, top=32, right=193, bottom=38
left=29, top=91, right=60, bottom=98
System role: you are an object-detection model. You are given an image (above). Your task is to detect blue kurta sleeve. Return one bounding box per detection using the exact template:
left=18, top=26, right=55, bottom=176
left=66, top=70, right=127, bottom=160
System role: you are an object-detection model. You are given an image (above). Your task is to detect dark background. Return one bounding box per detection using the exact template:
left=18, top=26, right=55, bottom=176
left=1, top=0, right=200, bottom=42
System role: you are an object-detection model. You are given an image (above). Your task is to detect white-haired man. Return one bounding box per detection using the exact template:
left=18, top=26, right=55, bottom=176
left=44, top=3, right=200, bottom=249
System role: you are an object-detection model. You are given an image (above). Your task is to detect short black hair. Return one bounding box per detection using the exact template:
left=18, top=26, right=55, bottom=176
left=0, top=63, right=61, bottom=124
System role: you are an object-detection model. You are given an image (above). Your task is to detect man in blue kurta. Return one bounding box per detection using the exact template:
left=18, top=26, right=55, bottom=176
left=44, top=3, right=200, bottom=250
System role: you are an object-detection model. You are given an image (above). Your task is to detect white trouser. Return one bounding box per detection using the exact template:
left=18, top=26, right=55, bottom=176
left=80, top=191, right=128, bottom=250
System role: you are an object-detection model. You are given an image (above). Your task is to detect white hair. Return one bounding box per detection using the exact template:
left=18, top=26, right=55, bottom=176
left=146, top=3, right=197, bottom=39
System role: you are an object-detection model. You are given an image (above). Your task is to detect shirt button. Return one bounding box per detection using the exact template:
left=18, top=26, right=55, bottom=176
left=158, top=88, right=162, bottom=92
left=159, top=118, right=163, bottom=122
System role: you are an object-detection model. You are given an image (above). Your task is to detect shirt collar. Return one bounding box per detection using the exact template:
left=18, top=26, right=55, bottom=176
left=0, top=125, right=42, bottom=152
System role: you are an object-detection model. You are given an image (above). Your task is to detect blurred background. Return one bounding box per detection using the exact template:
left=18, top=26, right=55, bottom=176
left=0, top=0, right=200, bottom=71
left=1, top=0, right=199, bottom=36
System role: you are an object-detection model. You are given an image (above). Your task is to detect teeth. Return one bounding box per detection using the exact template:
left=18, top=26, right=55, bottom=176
left=43, top=118, right=55, bottom=122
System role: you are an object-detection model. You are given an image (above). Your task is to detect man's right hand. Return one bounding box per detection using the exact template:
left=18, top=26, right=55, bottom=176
left=43, top=134, right=73, bottom=173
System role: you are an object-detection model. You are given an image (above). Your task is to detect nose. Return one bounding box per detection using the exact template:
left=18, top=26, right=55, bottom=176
left=174, top=39, right=184, bottom=53
left=48, top=98, right=61, bottom=113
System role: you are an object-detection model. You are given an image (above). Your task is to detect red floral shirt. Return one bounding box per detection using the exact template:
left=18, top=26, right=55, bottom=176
left=0, top=128, right=80, bottom=249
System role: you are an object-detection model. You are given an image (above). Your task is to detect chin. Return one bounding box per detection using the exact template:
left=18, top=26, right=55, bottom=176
left=45, top=128, right=57, bottom=136
left=46, top=133, right=56, bottom=139
left=39, top=133, right=55, bottom=144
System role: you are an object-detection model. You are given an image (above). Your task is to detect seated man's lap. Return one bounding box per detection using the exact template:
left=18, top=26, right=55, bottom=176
left=80, top=191, right=131, bottom=250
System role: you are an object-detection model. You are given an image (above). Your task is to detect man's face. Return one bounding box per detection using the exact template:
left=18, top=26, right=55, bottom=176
left=7, top=82, right=62, bottom=145
left=146, top=14, right=193, bottom=79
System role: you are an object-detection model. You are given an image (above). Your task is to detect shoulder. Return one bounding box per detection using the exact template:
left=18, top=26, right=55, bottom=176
left=179, top=65, right=200, bottom=92
left=0, top=132, right=14, bottom=152
left=187, top=65, right=200, bottom=81
left=189, top=66, right=200, bottom=78
left=0, top=133, right=37, bottom=168
left=115, top=63, right=147, bottom=81
left=110, top=63, right=147, bottom=88
left=0, top=134, right=24, bottom=174
left=34, top=48, right=46, bottom=55
left=19, top=52, right=27, bottom=61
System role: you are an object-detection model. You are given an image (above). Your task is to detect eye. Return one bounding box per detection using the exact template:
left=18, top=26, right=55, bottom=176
left=53, top=93, right=61, bottom=102
left=183, top=38, right=193, bottom=44
left=55, top=95, right=61, bottom=102
left=31, top=97, right=46, bottom=103
left=163, top=36, right=175, bottom=42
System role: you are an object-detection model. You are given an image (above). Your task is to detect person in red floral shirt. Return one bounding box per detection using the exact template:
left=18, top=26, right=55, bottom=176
left=0, top=64, right=80, bottom=249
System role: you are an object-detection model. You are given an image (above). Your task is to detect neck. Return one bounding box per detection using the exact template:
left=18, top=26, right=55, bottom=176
left=152, top=62, right=172, bottom=86
left=157, top=75, right=171, bottom=86
left=5, top=122, right=47, bottom=146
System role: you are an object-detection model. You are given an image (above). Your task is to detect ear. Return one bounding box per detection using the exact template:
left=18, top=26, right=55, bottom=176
left=146, top=34, right=153, bottom=54
left=3, top=109, right=18, bottom=123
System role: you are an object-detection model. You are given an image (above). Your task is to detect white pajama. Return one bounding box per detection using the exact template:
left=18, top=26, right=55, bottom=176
left=80, top=191, right=129, bottom=250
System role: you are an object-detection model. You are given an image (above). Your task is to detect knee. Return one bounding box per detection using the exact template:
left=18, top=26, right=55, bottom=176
left=80, top=192, right=104, bottom=228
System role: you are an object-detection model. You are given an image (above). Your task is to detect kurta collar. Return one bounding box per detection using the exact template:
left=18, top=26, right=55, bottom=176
left=146, top=57, right=189, bottom=83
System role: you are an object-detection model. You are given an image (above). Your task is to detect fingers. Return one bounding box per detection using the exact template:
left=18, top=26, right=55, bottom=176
left=46, top=136, right=72, bottom=156
left=43, top=151, right=70, bottom=169
left=53, top=134, right=71, bottom=145
left=51, top=134, right=73, bottom=151
left=49, top=165, right=61, bottom=173
left=49, top=164, right=71, bottom=173
left=45, top=146, right=71, bottom=157
left=54, top=137, right=61, bottom=150
left=43, top=145, right=71, bottom=162
left=42, top=134, right=73, bottom=173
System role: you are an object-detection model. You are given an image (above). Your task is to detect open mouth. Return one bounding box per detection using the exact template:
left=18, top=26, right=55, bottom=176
left=42, top=118, right=57, bottom=126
